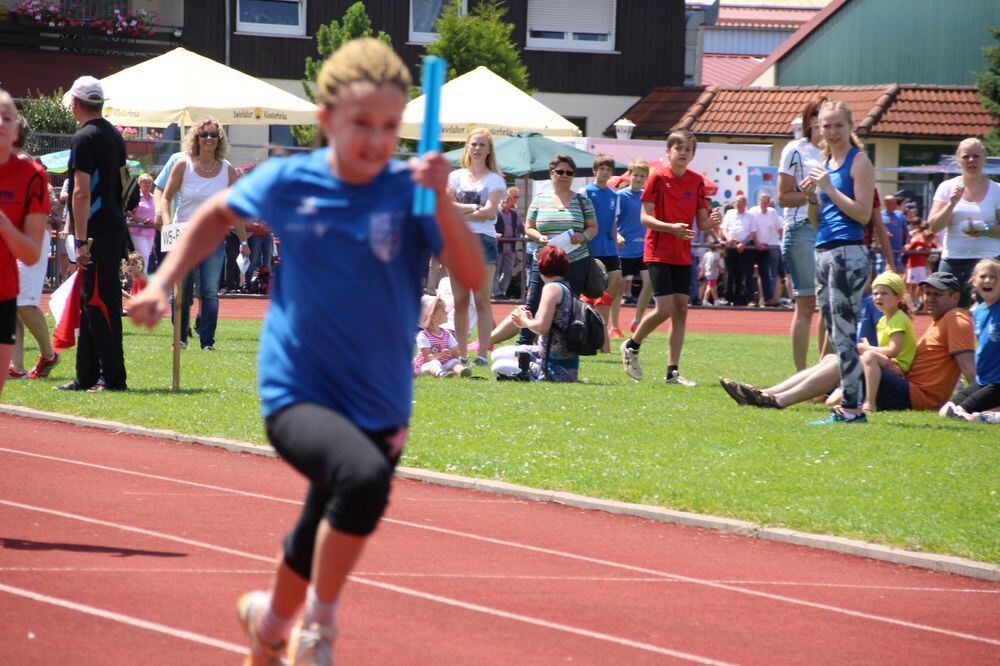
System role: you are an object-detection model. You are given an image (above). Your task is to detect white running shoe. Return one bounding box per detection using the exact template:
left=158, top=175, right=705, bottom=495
left=620, top=341, right=643, bottom=381
left=236, top=591, right=288, bottom=666
left=665, top=372, right=697, bottom=387
left=288, top=621, right=337, bottom=666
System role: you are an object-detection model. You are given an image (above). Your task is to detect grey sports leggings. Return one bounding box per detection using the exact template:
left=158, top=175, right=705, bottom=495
left=816, top=244, right=869, bottom=409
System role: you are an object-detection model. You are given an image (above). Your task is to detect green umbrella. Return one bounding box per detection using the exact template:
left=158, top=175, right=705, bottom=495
left=443, top=131, right=626, bottom=180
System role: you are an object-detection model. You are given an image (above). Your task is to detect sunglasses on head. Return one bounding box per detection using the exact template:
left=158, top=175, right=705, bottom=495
left=198, top=131, right=220, bottom=139
left=551, top=169, right=574, bottom=176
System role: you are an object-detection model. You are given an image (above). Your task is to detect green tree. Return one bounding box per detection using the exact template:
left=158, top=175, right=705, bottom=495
left=18, top=89, right=78, bottom=155
left=292, top=1, right=391, bottom=146
left=427, top=0, right=529, bottom=90
left=975, top=27, right=1000, bottom=154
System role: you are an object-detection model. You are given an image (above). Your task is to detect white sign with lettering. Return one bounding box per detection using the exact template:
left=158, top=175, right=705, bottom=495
left=160, top=222, right=188, bottom=253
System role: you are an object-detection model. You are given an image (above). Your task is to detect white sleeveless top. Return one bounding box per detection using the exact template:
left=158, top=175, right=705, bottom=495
left=175, top=156, right=231, bottom=224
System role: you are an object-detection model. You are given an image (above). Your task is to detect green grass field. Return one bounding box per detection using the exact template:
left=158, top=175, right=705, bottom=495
left=4, top=319, right=998, bottom=564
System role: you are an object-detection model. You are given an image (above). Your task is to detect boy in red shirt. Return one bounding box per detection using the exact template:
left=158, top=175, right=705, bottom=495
left=621, top=130, right=717, bottom=385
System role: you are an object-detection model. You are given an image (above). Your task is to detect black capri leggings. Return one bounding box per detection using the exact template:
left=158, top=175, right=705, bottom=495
left=265, top=403, right=403, bottom=580
left=953, top=381, right=1000, bottom=414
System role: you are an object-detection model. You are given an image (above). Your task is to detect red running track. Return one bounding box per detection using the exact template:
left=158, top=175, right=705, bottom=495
left=211, top=298, right=936, bottom=337
left=1, top=413, right=997, bottom=664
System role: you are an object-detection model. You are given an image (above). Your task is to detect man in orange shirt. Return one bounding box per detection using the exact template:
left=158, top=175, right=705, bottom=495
left=720, top=272, right=976, bottom=414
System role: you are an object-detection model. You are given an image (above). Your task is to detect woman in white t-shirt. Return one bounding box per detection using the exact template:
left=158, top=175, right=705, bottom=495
left=928, top=138, right=1000, bottom=307
left=447, top=128, right=505, bottom=364
left=777, top=96, right=826, bottom=371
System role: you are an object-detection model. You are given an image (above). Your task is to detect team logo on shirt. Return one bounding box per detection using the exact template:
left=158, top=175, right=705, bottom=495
left=369, top=212, right=402, bottom=262
left=296, top=196, right=319, bottom=215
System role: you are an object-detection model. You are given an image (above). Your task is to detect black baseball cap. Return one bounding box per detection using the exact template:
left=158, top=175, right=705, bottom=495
left=919, top=272, right=961, bottom=292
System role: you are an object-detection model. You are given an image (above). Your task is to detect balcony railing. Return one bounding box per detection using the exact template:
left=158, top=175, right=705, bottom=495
left=1, top=14, right=180, bottom=58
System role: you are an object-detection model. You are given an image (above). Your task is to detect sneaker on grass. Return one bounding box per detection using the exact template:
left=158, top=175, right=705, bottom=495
left=665, top=372, right=697, bottom=387
left=27, top=352, right=60, bottom=379
left=810, top=408, right=867, bottom=425
left=288, top=620, right=337, bottom=666
left=620, top=341, right=643, bottom=381
left=236, top=591, right=288, bottom=666
left=7, top=366, right=27, bottom=379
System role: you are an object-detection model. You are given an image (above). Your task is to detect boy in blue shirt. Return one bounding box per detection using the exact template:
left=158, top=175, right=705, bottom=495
left=581, top=154, right=623, bottom=346
left=615, top=158, right=652, bottom=333
left=129, top=39, right=484, bottom=664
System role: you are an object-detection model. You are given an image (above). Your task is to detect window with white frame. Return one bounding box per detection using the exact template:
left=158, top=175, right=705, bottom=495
left=409, top=0, right=467, bottom=44
left=526, top=0, right=616, bottom=52
left=237, top=0, right=306, bottom=37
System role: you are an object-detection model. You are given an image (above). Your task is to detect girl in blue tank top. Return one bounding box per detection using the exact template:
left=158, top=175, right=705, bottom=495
left=801, top=100, right=875, bottom=423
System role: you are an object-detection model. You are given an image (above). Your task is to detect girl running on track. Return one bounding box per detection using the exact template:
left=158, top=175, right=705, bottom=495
left=128, top=39, right=484, bottom=665
left=0, top=89, right=50, bottom=396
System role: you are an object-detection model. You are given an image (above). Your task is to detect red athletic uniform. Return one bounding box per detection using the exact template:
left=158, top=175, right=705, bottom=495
left=0, top=156, right=50, bottom=300
left=640, top=167, right=709, bottom=266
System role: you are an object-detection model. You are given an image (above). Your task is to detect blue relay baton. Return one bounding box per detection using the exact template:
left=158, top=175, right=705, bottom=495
left=412, top=55, right=445, bottom=216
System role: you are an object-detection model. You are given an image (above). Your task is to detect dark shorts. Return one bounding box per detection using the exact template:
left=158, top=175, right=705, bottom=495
left=0, top=298, right=15, bottom=345
left=647, top=262, right=692, bottom=297
left=593, top=254, right=621, bottom=273
left=862, top=367, right=912, bottom=411
left=620, top=256, right=646, bottom=278
left=479, top=233, right=499, bottom=265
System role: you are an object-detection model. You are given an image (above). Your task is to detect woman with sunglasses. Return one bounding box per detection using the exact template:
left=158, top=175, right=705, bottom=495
left=160, top=118, right=247, bottom=350
left=501, top=154, right=598, bottom=358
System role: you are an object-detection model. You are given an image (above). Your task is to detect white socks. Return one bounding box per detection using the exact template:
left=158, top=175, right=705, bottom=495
left=301, top=586, right=338, bottom=627
left=257, top=593, right=296, bottom=645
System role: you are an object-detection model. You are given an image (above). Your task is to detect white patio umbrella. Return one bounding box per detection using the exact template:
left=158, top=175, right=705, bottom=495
left=400, top=66, right=580, bottom=141
left=83, top=47, right=318, bottom=129
left=71, top=48, right=318, bottom=390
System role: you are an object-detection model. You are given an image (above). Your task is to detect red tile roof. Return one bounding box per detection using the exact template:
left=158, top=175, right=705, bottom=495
left=716, top=6, right=819, bottom=29
left=614, top=84, right=998, bottom=139
left=608, top=86, right=707, bottom=138
left=0, top=49, right=137, bottom=99
left=701, top=54, right=765, bottom=87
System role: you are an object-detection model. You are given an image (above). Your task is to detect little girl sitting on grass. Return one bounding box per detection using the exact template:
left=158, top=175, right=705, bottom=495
left=856, top=271, right=916, bottom=413
left=413, top=295, right=471, bottom=378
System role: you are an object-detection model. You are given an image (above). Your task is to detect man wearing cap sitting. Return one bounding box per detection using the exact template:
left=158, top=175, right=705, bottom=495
left=720, top=272, right=976, bottom=415
left=55, top=76, right=129, bottom=392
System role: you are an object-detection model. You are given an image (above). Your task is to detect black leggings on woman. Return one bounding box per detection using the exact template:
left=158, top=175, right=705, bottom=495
left=265, top=403, right=403, bottom=580
left=954, top=381, right=1000, bottom=414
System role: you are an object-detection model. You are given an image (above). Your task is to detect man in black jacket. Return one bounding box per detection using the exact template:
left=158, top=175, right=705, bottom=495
left=56, top=76, right=129, bottom=392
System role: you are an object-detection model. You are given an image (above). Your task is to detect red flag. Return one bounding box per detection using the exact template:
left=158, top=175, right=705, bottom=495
left=49, top=271, right=83, bottom=352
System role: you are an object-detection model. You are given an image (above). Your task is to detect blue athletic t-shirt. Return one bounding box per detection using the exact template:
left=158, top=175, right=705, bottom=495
left=582, top=183, right=619, bottom=257
left=226, top=150, right=442, bottom=428
left=816, top=147, right=864, bottom=247
left=616, top=188, right=645, bottom=260
left=973, top=300, right=1000, bottom=385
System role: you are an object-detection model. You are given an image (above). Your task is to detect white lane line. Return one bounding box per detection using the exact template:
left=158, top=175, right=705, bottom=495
left=360, top=578, right=735, bottom=665
left=0, top=582, right=244, bottom=654
left=351, top=574, right=1000, bottom=593
left=0, top=499, right=730, bottom=664
left=4, top=447, right=999, bottom=646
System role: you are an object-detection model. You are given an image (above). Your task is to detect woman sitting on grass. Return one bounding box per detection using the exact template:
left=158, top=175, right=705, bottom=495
left=492, top=246, right=579, bottom=382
